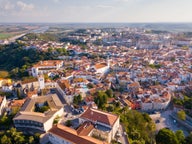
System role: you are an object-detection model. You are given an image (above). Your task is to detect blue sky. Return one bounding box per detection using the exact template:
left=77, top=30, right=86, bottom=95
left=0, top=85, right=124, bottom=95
left=0, top=0, right=192, bottom=23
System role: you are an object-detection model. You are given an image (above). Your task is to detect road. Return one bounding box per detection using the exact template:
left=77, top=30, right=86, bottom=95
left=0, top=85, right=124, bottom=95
left=119, top=124, right=129, bottom=144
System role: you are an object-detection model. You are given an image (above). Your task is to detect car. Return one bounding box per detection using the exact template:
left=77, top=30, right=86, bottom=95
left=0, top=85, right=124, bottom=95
left=155, top=119, right=160, bottom=123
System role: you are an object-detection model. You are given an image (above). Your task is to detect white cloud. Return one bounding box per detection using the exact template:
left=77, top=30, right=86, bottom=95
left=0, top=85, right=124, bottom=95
left=96, top=5, right=114, bottom=8
left=3, top=1, right=15, bottom=10
left=52, top=0, right=60, bottom=2
left=17, top=1, right=34, bottom=11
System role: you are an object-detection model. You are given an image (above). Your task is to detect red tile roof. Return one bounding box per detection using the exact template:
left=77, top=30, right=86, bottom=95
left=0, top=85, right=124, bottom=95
left=49, top=124, right=107, bottom=144
left=80, top=108, right=119, bottom=127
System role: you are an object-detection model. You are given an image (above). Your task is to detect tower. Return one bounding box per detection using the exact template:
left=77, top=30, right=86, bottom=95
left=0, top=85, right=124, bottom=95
left=38, top=75, right=45, bottom=90
left=107, top=55, right=110, bottom=68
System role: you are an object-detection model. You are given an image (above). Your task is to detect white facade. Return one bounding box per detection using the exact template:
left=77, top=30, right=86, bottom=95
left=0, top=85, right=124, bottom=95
left=31, top=61, right=63, bottom=77
left=141, top=102, right=153, bottom=111
left=49, top=133, right=71, bottom=144
left=38, top=75, right=45, bottom=89
left=56, top=83, right=76, bottom=104
left=0, top=96, right=6, bottom=116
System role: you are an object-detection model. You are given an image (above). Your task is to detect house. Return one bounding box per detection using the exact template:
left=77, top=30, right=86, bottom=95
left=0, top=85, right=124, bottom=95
left=0, top=96, right=6, bottom=116
left=56, top=80, right=77, bottom=104
left=31, top=60, right=64, bottom=77
left=49, top=124, right=108, bottom=144
left=79, top=108, right=119, bottom=143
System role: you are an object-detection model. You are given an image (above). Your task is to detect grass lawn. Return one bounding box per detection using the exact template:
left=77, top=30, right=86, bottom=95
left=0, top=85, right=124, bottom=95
left=0, top=33, right=14, bottom=40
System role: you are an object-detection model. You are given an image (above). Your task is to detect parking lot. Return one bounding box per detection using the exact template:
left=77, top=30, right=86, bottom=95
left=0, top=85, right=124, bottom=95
left=150, top=110, right=189, bottom=136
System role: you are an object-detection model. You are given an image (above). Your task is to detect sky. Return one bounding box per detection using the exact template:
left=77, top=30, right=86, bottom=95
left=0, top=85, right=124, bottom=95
left=0, top=0, right=192, bottom=23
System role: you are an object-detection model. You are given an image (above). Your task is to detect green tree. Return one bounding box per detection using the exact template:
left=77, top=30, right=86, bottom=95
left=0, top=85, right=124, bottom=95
left=1, top=135, right=12, bottom=144
left=66, top=120, right=72, bottom=127
left=156, top=128, right=179, bottom=144
left=185, top=132, right=192, bottom=144
left=105, top=89, right=113, bottom=98
left=175, top=130, right=185, bottom=144
left=107, top=105, right=114, bottom=112
left=7, top=128, right=25, bottom=144
left=177, top=110, right=186, bottom=121
left=131, top=139, right=145, bottom=144
left=28, top=136, right=35, bottom=144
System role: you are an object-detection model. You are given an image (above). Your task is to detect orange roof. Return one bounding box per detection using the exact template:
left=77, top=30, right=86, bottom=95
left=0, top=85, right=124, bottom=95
left=80, top=108, right=119, bottom=127
left=58, top=80, right=70, bottom=89
left=11, top=99, right=26, bottom=107
left=27, top=91, right=38, bottom=98
left=77, top=122, right=94, bottom=136
left=94, top=63, right=107, bottom=69
left=49, top=124, right=108, bottom=144
left=33, top=60, right=63, bottom=68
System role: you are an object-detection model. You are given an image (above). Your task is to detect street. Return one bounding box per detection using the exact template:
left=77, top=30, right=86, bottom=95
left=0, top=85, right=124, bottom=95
left=119, top=124, right=129, bottom=144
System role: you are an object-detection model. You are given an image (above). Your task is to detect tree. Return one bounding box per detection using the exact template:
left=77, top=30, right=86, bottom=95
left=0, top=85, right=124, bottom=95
left=87, top=83, right=94, bottom=89
left=28, top=136, right=35, bottom=144
left=94, top=91, right=108, bottom=109
left=120, top=110, right=155, bottom=144
left=177, top=110, right=186, bottom=121
left=0, top=71, right=9, bottom=78
left=107, top=105, right=114, bottom=112
left=156, top=128, right=179, bottom=144
left=131, top=139, right=145, bottom=144
left=185, top=132, right=192, bottom=144
left=73, top=94, right=82, bottom=105
left=6, top=128, right=25, bottom=144
left=105, top=89, right=113, bottom=98
left=66, top=120, right=72, bottom=127
left=1, top=135, right=12, bottom=144
left=175, top=130, right=185, bottom=144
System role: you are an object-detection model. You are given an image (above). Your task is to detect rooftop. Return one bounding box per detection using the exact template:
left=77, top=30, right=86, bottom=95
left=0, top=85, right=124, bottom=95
left=80, top=108, right=119, bottom=127
left=14, top=94, right=63, bottom=123
left=49, top=124, right=108, bottom=144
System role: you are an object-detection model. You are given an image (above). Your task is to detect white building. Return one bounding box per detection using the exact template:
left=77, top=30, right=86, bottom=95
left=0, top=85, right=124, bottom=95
left=141, top=91, right=171, bottom=111
left=0, top=96, right=7, bottom=116
left=49, top=124, right=108, bottom=144
left=31, top=60, right=64, bottom=77
left=79, top=108, right=120, bottom=143
left=38, top=75, right=45, bottom=90
left=13, top=94, right=63, bottom=132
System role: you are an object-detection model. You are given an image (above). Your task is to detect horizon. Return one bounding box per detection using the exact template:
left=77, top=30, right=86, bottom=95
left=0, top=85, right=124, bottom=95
left=1, top=0, right=192, bottom=23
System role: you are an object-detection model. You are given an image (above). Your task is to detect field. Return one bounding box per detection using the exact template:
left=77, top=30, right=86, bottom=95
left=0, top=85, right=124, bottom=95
left=0, top=24, right=41, bottom=40
left=0, top=33, right=15, bottom=40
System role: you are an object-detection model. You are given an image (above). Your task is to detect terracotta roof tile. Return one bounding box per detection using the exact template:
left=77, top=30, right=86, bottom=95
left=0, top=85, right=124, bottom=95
left=80, top=108, right=119, bottom=127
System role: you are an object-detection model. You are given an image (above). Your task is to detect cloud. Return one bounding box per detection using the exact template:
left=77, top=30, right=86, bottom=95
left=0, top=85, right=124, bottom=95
left=17, top=1, right=34, bottom=11
left=96, top=5, right=114, bottom=8
left=52, top=0, right=60, bottom=2
left=3, top=1, right=15, bottom=10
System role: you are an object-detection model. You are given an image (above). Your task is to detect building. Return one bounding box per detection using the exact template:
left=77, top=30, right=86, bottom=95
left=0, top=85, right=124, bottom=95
left=79, top=108, right=120, bottom=143
left=140, top=91, right=171, bottom=111
left=13, top=94, right=63, bottom=132
left=56, top=80, right=78, bottom=104
left=49, top=124, right=108, bottom=144
left=0, top=96, right=7, bottom=116
left=31, top=60, right=64, bottom=77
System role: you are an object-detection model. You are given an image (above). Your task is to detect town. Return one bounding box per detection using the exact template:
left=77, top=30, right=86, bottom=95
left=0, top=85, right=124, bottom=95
left=0, top=25, right=192, bottom=144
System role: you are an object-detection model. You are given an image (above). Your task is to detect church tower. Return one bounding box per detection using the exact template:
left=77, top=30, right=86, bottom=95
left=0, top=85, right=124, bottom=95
left=38, top=75, right=45, bottom=90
